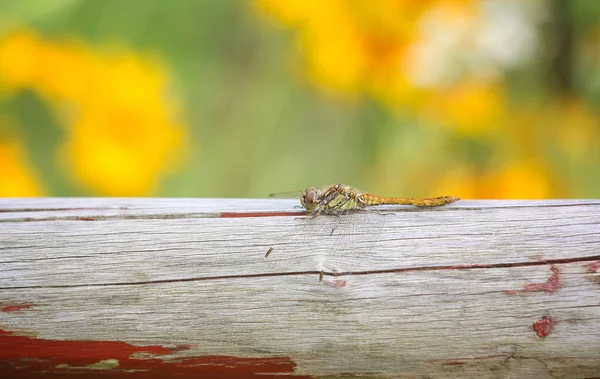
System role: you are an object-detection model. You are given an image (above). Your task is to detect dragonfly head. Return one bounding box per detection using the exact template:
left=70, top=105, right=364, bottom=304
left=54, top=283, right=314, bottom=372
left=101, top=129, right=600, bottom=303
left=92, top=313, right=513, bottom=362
left=300, top=187, right=321, bottom=211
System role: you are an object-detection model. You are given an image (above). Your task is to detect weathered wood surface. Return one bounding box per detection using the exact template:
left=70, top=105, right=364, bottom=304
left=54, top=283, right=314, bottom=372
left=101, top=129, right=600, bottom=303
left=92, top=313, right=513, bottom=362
left=0, top=198, right=599, bottom=378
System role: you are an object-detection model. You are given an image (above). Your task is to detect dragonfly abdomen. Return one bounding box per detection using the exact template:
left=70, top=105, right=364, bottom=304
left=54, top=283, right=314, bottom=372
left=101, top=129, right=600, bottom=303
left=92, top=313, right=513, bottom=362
left=360, top=194, right=459, bottom=207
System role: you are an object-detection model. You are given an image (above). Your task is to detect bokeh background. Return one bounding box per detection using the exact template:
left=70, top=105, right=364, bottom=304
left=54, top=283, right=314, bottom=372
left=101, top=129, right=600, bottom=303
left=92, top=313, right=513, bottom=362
left=0, top=0, right=599, bottom=199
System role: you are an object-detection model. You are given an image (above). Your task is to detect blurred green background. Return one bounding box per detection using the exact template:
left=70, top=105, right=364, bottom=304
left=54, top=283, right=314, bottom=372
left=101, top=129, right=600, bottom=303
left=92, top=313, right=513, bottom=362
left=0, top=0, right=599, bottom=199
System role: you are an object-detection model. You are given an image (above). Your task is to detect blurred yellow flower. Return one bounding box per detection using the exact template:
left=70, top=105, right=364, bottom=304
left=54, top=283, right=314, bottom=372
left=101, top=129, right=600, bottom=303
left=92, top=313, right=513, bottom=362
left=548, top=99, right=599, bottom=163
left=436, top=162, right=553, bottom=200
left=0, top=29, right=187, bottom=196
left=0, top=138, right=43, bottom=197
left=63, top=99, right=184, bottom=196
left=255, top=0, right=433, bottom=98
left=37, top=40, right=92, bottom=104
left=492, top=163, right=552, bottom=199
left=254, top=0, right=505, bottom=134
left=425, top=80, right=504, bottom=135
left=0, top=29, right=41, bottom=91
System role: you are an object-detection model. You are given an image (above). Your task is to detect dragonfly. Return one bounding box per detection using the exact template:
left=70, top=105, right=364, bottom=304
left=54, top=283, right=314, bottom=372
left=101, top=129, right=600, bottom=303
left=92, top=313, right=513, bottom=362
left=264, top=184, right=459, bottom=283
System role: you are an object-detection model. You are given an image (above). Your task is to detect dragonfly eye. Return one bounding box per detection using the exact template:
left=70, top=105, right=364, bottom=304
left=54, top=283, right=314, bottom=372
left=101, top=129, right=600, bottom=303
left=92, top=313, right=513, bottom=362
left=300, top=187, right=318, bottom=211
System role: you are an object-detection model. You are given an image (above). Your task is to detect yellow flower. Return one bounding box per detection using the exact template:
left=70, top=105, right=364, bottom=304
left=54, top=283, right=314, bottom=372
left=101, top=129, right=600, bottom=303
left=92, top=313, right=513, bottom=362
left=59, top=52, right=186, bottom=196
left=436, top=162, right=552, bottom=199
left=0, top=30, right=41, bottom=91
left=254, top=0, right=507, bottom=134
left=0, top=138, right=43, bottom=197
left=255, top=0, right=433, bottom=99
left=63, top=103, right=184, bottom=196
left=492, top=163, right=552, bottom=199
left=548, top=99, right=599, bottom=163
left=36, top=39, right=93, bottom=104
left=0, top=29, right=188, bottom=196
left=424, top=79, right=504, bottom=135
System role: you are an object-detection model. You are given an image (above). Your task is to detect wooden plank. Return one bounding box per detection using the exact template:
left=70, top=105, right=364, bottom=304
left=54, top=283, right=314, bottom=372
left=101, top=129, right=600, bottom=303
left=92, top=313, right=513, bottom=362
left=0, top=198, right=599, bottom=378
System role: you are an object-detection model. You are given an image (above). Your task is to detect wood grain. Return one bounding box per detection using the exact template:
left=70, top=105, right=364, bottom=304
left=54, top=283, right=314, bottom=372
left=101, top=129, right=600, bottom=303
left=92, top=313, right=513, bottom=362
left=0, top=198, right=599, bottom=378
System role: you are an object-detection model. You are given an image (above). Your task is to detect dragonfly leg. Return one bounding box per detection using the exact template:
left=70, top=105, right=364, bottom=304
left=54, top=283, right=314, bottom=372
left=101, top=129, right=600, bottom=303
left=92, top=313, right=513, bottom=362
left=328, top=206, right=354, bottom=236
left=264, top=247, right=274, bottom=258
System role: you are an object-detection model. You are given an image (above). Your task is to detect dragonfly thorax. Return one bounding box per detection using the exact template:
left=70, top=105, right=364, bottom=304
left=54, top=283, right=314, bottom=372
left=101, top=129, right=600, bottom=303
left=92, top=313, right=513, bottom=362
left=300, top=184, right=367, bottom=214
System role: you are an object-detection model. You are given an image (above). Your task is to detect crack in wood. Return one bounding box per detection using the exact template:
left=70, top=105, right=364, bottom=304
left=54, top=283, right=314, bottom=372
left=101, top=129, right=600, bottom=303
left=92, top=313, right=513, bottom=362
left=2, top=255, right=599, bottom=290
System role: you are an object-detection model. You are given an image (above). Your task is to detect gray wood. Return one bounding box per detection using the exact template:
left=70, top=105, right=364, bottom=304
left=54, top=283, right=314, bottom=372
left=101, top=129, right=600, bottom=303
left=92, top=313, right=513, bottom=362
left=1, top=198, right=599, bottom=378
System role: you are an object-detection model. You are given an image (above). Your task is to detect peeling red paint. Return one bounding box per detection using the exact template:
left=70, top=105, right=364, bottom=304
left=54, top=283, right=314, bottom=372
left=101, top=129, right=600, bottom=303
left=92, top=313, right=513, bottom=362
left=523, top=265, right=562, bottom=293
left=533, top=316, right=554, bottom=337
left=586, top=261, right=600, bottom=273
left=0, top=329, right=312, bottom=378
left=504, top=265, right=562, bottom=295
left=1, top=303, right=35, bottom=312
left=442, top=361, right=466, bottom=366
left=324, top=279, right=347, bottom=288
left=585, top=261, right=600, bottom=284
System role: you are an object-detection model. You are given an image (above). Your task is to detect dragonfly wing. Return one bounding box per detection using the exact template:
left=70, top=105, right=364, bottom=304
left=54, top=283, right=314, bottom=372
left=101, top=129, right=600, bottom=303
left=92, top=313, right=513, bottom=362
left=262, top=212, right=340, bottom=275
left=319, top=208, right=386, bottom=285
left=267, top=190, right=302, bottom=198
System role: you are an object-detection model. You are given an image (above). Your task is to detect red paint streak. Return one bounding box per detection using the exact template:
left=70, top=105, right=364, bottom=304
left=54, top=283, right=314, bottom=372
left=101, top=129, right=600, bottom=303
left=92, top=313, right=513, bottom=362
left=533, top=316, right=554, bottom=337
left=585, top=261, right=600, bottom=284
left=0, top=329, right=312, bottom=378
left=523, top=265, right=562, bottom=293
left=503, top=290, right=518, bottom=295
left=220, top=211, right=306, bottom=218
left=1, top=303, right=34, bottom=312
left=324, top=279, right=347, bottom=288
left=442, top=361, right=466, bottom=366
left=76, top=217, right=96, bottom=221
left=586, top=261, right=600, bottom=273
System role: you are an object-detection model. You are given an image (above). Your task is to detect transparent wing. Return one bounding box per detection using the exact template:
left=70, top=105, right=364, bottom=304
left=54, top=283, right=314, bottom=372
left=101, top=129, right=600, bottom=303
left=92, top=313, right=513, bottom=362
left=262, top=207, right=386, bottom=284
left=319, top=208, right=386, bottom=286
left=262, top=212, right=343, bottom=275
left=267, top=190, right=303, bottom=199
